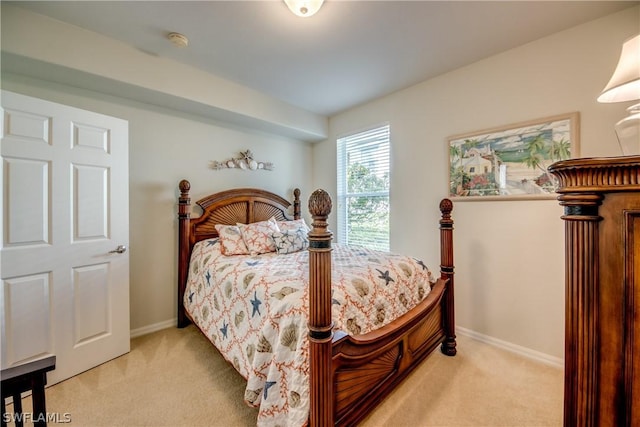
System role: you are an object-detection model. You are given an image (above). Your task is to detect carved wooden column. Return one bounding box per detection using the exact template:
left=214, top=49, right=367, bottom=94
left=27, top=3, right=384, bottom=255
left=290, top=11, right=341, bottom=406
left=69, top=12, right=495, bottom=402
left=177, top=179, right=192, bottom=328
left=549, top=161, right=604, bottom=427
left=557, top=192, right=603, bottom=427
left=439, top=198, right=457, bottom=356
left=307, top=189, right=334, bottom=427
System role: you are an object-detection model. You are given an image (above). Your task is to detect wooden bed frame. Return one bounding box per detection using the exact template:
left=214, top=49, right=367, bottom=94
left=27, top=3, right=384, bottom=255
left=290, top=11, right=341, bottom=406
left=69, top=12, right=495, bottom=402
left=177, top=180, right=456, bottom=426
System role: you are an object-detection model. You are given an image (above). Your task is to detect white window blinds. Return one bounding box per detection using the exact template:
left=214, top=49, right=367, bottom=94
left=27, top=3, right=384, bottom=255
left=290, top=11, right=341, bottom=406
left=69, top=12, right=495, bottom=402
left=337, top=124, right=390, bottom=251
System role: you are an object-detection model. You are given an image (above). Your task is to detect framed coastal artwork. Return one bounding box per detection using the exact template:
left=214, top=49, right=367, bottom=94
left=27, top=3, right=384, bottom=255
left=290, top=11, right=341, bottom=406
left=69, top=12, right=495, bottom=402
left=448, top=112, right=580, bottom=200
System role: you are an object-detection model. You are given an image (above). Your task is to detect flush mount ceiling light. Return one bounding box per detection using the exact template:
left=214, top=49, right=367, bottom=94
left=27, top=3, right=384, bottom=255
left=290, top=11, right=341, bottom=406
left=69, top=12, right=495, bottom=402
left=284, top=0, right=324, bottom=17
left=168, top=32, right=189, bottom=48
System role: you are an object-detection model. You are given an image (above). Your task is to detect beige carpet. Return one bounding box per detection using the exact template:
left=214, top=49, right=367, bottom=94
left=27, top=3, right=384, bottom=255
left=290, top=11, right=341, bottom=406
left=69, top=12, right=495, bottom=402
left=7, top=326, right=563, bottom=426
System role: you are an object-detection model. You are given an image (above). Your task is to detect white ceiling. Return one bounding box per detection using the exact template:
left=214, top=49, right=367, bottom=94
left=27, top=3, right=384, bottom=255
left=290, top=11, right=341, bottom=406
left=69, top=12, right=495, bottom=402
left=5, top=1, right=637, bottom=116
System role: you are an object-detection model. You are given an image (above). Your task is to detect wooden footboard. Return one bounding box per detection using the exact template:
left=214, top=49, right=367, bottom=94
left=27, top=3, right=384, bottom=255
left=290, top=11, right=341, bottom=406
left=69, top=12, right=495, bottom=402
left=307, top=190, right=456, bottom=426
left=332, top=279, right=447, bottom=425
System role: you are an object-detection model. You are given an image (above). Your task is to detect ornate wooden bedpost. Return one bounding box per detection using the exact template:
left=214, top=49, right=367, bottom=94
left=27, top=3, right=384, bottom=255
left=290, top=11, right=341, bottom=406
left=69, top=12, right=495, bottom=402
left=293, top=188, right=301, bottom=220
left=177, top=179, right=192, bottom=328
left=307, top=189, right=334, bottom=427
left=439, top=198, right=457, bottom=356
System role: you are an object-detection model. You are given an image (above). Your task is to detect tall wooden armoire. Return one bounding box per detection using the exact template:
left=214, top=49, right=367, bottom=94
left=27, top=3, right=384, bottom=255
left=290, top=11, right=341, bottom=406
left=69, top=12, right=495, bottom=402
left=549, top=156, right=640, bottom=427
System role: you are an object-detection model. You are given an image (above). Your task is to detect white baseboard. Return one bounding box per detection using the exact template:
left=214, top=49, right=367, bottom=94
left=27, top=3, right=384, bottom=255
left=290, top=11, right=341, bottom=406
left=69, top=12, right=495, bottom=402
left=130, top=318, right=177, bottom=339
left=456, top=326, right=564, bottom=369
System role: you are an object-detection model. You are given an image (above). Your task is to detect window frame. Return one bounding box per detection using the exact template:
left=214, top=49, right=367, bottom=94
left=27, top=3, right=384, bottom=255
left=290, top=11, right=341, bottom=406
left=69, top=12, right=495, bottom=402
left=336, top=123, right=391, bottom=251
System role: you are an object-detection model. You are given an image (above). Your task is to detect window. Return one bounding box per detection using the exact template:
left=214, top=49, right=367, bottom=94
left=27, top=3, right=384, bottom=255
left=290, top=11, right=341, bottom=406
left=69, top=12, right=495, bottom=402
left=337, top=124, right=390, bottom=251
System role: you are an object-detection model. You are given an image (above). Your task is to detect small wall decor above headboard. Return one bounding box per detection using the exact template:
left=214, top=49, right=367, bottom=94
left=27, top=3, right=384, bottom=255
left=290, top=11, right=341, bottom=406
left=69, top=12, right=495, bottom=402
left=210, top=150, right=274, bottom=171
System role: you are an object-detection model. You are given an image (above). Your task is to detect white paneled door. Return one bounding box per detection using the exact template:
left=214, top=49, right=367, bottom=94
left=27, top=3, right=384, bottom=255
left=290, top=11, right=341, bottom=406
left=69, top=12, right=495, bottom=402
left=0, top=91, right=130, bottom=385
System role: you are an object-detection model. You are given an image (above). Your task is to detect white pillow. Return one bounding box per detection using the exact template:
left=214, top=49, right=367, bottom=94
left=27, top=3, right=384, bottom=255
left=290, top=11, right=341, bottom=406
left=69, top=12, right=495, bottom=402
left=214, top=224, right=249, bottom=255
left=237, top=217, right=280, bottom=255
left=277, top=218, right=310, bottom=232
left=271, top=227, right=309, bottom=254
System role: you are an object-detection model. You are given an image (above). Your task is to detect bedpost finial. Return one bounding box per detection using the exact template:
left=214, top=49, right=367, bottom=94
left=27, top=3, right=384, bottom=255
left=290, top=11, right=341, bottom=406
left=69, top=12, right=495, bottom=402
left=294, top=188, right=300, bottom=198
left=309, top=189, right=332, bottom=218
left=439, top=198, right=453, bottom=218
left=179, top=179, right=191, bottom=195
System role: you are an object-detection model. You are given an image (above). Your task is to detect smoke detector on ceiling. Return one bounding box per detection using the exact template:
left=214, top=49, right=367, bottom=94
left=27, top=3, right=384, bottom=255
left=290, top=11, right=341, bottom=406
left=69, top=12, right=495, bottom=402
left=168, top=32, right=189, bottom=48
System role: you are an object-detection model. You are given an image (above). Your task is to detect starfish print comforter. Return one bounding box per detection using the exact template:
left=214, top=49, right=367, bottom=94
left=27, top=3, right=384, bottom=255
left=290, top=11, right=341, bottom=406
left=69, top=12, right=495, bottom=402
left=184, top=238, right=435, bottom=427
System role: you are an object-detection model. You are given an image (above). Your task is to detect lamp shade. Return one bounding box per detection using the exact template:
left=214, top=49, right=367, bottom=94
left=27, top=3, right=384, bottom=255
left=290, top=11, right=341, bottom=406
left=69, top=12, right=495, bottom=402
left=597, top=34, right=640, bottom=103
left=284, top=0, right=324, bottom=17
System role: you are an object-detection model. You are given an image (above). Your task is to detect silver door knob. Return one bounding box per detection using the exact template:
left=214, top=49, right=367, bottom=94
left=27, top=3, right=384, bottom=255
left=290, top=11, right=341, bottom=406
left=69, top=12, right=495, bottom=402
left=109, top=245, right=127, bottom=254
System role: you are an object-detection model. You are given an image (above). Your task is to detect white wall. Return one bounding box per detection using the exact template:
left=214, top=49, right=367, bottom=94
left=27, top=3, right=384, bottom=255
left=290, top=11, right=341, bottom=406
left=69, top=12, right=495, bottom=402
left=313, top=6, right=639, bottom=360
left=1, top=75, right=313, bottom=332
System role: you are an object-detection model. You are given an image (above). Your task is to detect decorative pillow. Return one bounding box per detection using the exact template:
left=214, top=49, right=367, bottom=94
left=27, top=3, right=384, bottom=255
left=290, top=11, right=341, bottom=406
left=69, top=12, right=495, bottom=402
left=271, top=227, right=309, bottom=255
left=277, top=218, right=310, bottom=232
left=237, top=217, right=280, bottom=255
left=215, top=224, right=249, bottom=255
